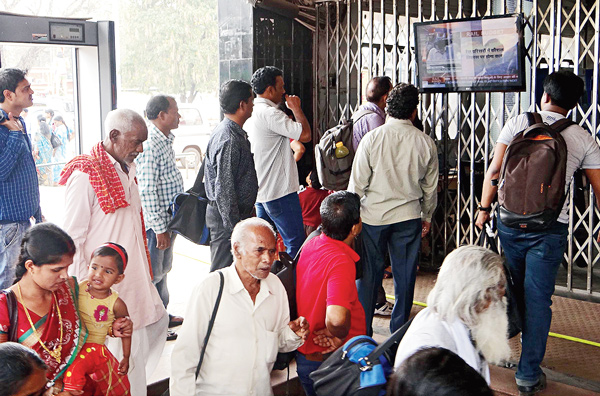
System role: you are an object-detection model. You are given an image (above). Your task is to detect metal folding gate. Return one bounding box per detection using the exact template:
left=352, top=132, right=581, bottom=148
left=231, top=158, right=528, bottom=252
left=313, top=0, right=600, bottom=297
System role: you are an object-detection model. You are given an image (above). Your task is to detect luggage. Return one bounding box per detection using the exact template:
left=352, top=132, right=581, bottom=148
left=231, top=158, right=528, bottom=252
left=315, top=109, right=373, bottom=191
left=498, top=112, right=574, bottom=230
left=310, top=319, right=412, bottom=396
left=167, top=159, right=210, bottom=245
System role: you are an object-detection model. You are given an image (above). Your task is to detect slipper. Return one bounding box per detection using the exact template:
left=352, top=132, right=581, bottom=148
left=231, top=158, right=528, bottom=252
left=169, top=314, right=184, bottom=328
left=167, top=329, right=178, bottom=341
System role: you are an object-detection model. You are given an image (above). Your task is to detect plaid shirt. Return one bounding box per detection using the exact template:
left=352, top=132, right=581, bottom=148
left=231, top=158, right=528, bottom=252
left=0, top=109, right=41, bottom=222
left=135, top=124, right=184, bottom=233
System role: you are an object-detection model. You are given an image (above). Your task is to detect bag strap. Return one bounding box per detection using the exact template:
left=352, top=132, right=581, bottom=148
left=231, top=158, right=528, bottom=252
left=364, top=317, right=413, bottom=363
left=190, top=158, right=207, bottom=196
left=195, top=270, right=224, bottom=379
left=477, top=224, right=499, bottom=255
left=350, top=109, right=375, bottom=123
left=549, top=118, right=576, bottom=133
left=525, top=112, right=543, bottom=126
left=293, top=226, right=322, bottom=262
left=2, top=289, right=19, bottom=342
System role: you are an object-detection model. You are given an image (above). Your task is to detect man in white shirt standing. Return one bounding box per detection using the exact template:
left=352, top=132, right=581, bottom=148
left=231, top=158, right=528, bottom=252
left=61, top=109, right=168, bottom=395
left=244, top=66, right=312, bottom=258
left=170, top=217, right=309, bottom=396
left=348, top=83, right=438, bottom=335
left=394, top=245, right=511, bottom=385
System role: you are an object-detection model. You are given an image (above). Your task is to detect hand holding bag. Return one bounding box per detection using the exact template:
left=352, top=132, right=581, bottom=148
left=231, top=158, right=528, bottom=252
left=168, top=159, right=211, bottom=245
left=310, top=319, right=412, bottom=396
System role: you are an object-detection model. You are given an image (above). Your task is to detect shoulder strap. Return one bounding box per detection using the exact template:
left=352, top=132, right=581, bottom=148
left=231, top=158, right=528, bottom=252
left=549, top=118, right=576, bottom=133
left=2, top=289, right=19, bottom=342
left=525, top=112, right=543, bottom=126
left=365, top=318, right=413, bottom=363
left=293, top=226, right=322, bottom=262
left=190, top=158, right=207, bottom=196
left=351, top=109, right=375, bottom=123
left=195, top=270, right=225, bottom=379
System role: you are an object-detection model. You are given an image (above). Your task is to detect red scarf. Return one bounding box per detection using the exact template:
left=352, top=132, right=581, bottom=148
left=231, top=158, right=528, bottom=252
left=59, top=142, right=153, bottom=278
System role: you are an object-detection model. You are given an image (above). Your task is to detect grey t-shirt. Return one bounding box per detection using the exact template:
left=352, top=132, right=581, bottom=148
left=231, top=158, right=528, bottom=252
left=497, top=110, right=600, bottom=223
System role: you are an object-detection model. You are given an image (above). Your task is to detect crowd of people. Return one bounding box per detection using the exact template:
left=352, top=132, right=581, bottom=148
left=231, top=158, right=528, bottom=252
left=0, top=64, right=595, bottom=396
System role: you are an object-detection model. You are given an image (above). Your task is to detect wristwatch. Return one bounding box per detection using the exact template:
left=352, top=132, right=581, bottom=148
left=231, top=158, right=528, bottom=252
left=478, top=205, right=492, bottom=213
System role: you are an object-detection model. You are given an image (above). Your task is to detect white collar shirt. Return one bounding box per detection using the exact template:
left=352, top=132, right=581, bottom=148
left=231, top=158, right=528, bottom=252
left=394, top=307, right=490, bottom=384
left=170, top=265, right=303, bottom=396
left=63, top=152, right=166, bottom=329
left=243, top=97, right=302, bottom=203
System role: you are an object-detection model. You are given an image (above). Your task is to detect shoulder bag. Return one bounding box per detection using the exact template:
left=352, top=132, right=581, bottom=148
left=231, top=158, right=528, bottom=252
left=168, top=159, right=211, bottom=245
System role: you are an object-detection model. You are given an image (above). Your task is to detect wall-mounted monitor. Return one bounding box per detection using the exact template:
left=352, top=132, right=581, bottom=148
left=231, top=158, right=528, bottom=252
left=414, top=14, right=526, bottom=93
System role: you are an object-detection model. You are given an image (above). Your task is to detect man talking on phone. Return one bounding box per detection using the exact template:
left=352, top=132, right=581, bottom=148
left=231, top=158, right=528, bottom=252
left=244, top=66, right=312, bottom=257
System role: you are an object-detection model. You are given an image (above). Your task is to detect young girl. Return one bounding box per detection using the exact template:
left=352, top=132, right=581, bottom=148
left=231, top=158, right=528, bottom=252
left=62, top=243, right=132, bottom=395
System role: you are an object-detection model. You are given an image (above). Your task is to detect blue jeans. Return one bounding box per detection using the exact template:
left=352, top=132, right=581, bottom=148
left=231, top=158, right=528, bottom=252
left=0, top=222, right=29, bottom=289
left=358, top=219, right=421, bottom=334
left=295, top=352, right=323, bottom=396
left=255, top=192, right=305, bottom=258
left=497, top=219, right=568, bottom=386
left=146, top=229, right=176, bottom=308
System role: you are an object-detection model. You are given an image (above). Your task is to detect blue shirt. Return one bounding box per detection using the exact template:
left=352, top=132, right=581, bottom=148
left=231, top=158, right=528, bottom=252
left=0, top=109, right=41, bottom=223
left=351, top=102, right=386, bottom=151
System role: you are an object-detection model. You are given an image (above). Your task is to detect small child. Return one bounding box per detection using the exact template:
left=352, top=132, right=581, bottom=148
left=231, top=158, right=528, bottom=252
left=63, top=243, right=132, bottom=395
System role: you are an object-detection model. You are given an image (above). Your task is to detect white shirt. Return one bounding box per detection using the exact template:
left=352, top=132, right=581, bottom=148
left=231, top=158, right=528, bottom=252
left=496, top=110, right=600, bottom=224
left=394, top=308, right=490, bottom=384
left=63, top=154, right=166, bottom=330
left=170, top=265, right=303, bottom=396
left=244, top=98, right=302, bottom=203
left=348, top=118, right=439, bottom=225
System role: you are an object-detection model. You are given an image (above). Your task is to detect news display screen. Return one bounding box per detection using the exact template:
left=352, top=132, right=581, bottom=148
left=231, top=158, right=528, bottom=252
left=414, top=14, right=525, bottom=93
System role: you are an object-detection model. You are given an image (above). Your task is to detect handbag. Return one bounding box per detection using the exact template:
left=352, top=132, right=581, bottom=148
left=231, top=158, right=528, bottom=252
left=310, top=318, right=412, bottom=396
left=478, top=224, right=523, bottom=338
left=168, top=159, right=210, bottom=245
left=50, top=132, right=62, bottom=148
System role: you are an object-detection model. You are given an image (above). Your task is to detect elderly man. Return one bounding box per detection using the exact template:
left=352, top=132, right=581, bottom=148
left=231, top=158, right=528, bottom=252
left=135, top=95, right=185, bottom=334
left=394, top=245, right=511, bottom=384
left=295, top=191, right=366, bottom=396
left=244, top=66, right=311, bottom=258
left=348, top=83, right=438, bottom=334
left=170, top=217, right=309, bottom=396
left=61, top=109, right=168, bottom=395
left=0, top=68, right=41, bottom=289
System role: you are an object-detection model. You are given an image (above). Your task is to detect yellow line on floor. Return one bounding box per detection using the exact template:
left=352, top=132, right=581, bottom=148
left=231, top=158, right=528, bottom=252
left=384, top=294, right=600, bottom=348
left=174, top=251, right=211, bottom=266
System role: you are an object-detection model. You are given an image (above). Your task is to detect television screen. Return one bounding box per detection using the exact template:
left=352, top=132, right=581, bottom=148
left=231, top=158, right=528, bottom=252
left=414, top=14, right=525, bottom=93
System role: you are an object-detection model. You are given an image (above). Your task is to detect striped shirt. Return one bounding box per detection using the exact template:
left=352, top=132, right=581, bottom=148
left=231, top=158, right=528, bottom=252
left=0, top=109, right=41, bottom=223
left=135, top=123, right=184, bottom=233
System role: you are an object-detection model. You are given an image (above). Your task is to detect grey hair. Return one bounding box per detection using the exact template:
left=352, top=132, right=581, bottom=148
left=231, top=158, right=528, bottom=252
left=230, top=217, right=276, bottom=254
left=104, top=109, right=145, bottom=136
left=427, top=245, right=505, bottom=326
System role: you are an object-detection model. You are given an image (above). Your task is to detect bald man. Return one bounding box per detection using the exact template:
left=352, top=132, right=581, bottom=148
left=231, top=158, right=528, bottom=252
left=351, top=76, right=393, bottom=151
left=171, top=217, right=309, bottom=396
left=61, top=109, right=168, bottom=395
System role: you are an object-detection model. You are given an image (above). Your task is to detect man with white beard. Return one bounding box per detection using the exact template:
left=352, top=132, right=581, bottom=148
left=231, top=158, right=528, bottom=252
left=394, top=245, right=511, bottom=384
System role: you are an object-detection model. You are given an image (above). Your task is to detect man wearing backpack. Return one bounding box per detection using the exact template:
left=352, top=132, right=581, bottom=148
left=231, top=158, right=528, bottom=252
left=352, top=76, right=393, bottom=150
left=476, top=70, right=600, bottom=396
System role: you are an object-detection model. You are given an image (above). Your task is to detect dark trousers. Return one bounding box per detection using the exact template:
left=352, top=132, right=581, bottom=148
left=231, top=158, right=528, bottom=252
left=206, top=205, right=233, bottom=272
left=358, top=218, right=421, bottom=334
left=497, top=219, right=568, bottom=385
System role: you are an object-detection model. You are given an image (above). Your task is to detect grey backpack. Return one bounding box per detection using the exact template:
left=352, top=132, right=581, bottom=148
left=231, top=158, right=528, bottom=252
left=315, top=109, right=373, bottom=191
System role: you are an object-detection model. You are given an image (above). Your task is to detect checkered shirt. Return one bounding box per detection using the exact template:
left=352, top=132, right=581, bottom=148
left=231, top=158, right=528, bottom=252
left=0, top=109, right=41, bottom=222
left=135, top=123, right=184, bottom=233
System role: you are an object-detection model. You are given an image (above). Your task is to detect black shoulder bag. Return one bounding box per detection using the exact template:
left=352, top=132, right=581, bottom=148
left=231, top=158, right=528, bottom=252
left=1, top=289, right=19, bottom=342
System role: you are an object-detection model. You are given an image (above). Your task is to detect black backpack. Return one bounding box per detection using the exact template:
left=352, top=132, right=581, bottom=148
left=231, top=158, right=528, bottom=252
left=315, top=109, right=373, bottom=191
left=498, top=112, right=574, bottom=230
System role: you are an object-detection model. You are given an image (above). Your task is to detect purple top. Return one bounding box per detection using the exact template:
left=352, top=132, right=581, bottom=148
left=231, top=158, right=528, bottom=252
left=351, top=102, right=386, bottom=151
